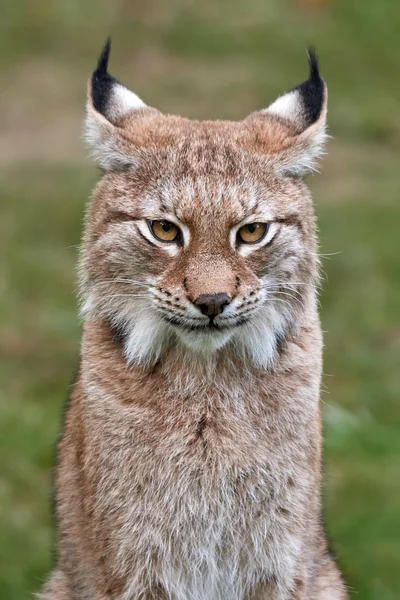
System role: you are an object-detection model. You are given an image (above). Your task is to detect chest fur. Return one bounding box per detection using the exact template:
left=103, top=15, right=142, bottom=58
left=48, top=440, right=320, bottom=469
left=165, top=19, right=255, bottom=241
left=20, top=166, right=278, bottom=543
left=77, top=375, right=318, bottom=600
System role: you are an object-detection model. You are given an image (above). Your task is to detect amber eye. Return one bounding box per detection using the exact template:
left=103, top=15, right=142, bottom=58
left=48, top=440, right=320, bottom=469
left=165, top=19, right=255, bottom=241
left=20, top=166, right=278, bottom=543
left=149, top=220, right=179, bottom=242
left=238, top=222, right=269, bottom=244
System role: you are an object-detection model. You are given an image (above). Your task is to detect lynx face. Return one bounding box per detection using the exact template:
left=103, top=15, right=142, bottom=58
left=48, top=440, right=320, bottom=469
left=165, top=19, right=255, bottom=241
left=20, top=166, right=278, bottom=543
left=81, top=41, right=327, bottom=368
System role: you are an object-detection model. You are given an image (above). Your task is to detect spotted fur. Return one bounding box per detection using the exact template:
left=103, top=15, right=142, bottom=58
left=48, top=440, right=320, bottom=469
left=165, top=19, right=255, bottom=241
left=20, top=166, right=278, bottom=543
left=41, top=41, right=347, bottom=600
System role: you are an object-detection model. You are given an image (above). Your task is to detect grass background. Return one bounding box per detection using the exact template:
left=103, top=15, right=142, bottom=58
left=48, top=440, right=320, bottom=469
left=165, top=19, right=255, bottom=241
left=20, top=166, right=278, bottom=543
left=1, top=0, right=399, bottom=598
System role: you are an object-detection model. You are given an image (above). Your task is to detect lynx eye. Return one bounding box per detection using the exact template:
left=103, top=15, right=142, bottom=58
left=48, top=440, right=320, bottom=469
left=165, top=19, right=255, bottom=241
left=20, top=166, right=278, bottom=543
left=238, top=223, right=269, bottom=244
left=149, top=220, right=179, bottom=242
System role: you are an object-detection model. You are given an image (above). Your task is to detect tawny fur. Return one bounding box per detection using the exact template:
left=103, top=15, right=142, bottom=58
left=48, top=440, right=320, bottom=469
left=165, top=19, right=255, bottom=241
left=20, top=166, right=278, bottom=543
left=41, top=43, right=347, bottom=599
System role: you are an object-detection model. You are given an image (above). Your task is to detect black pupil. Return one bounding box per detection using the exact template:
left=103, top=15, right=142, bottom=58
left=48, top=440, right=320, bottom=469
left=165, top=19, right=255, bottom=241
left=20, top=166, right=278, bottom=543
left=247, top=224, right=257, bottom=234
left=161, top=221, right=171, bottom=232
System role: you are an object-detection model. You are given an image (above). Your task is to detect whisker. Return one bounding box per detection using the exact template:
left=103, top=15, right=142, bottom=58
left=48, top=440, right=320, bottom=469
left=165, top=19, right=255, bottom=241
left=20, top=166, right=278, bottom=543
left=312, top=251, right=342, bottom=259
left=103, top=294, right=150, bottom=300
left=260, top=282, right=308, bottom=287
left=262, top=289, right=302, bottom=299
left=270, top=294, right=303, bottom=307
left=263, top=287, right=303, bottom=301
left=94, top=279, right=151, bottom=288
left=272, top=292, right=301, bottom=303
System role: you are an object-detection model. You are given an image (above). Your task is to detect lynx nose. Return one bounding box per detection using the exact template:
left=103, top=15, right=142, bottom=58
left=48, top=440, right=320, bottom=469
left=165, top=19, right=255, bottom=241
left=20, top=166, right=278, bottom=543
left=194, top=293, right=231, bottom=317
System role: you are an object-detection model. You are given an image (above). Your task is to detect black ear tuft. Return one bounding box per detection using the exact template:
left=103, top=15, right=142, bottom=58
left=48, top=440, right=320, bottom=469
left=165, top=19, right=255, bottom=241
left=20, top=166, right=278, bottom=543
left=292, top=48, right=325, bottom=126
left=91, top=37, right=119, bottom=115
left=96, top=37, right=112, bottom=74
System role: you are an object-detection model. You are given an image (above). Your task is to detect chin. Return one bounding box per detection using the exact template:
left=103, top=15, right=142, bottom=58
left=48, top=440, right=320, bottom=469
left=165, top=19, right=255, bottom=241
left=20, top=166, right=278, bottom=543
left=174, top=326, right=235, bottom=353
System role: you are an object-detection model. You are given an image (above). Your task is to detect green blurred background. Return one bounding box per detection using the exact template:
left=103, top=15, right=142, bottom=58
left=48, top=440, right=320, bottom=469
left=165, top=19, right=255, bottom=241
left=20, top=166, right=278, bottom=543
left=1, top=1, right=399, bottom=598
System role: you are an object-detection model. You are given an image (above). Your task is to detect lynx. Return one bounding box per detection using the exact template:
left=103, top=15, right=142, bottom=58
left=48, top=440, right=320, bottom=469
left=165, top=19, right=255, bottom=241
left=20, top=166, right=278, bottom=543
left=41, top=40, right=348, bottom=600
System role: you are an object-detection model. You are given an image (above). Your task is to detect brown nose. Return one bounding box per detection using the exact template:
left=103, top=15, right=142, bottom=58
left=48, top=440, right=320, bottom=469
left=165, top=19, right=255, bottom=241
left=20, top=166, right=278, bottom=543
left=194, top=293, right=231, bottom=317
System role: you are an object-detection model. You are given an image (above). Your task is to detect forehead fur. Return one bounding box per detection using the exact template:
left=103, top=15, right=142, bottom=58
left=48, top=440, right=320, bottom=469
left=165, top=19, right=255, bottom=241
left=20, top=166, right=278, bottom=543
left=114, top=110, right=308, bottom=170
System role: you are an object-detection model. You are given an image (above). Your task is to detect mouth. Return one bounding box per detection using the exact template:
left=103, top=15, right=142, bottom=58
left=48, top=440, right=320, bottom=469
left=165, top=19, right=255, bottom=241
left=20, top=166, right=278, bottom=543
left=163, top=315, right=250, bottom=332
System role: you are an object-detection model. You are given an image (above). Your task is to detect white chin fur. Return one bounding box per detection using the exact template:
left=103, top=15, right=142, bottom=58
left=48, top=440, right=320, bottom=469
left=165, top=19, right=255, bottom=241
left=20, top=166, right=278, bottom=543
left=120, top=307, right=287, bottom=369
left=174, top=327, right=234, bottom=353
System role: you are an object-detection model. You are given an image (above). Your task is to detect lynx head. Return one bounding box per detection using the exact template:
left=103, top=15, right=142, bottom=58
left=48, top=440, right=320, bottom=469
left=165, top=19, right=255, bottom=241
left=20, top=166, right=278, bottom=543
left=80, top=39, right=327, bottom=368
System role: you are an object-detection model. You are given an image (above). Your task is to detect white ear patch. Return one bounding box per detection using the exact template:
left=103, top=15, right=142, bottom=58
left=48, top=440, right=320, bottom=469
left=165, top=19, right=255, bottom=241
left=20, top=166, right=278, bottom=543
left=263, top=90, right=303, bottom=124
left=107, top=83, right=146, bottom=123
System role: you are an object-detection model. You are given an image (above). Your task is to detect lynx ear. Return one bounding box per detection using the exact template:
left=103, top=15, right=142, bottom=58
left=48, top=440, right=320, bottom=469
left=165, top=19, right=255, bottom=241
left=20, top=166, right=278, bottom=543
left=84, top=38, right=150, bottom=170
left=251, top=49, right=328, bottom=175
